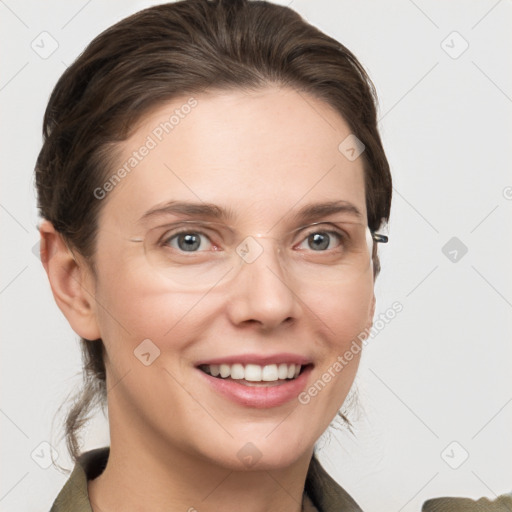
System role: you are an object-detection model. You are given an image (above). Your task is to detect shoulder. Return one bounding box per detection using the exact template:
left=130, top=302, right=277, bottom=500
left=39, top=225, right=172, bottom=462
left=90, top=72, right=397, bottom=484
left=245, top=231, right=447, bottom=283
left=304, top=456, right=512, bottom=512
left=305, top=454, right=364, bottom=512
left=422, top=493, right=512, bottom=512
left=49, top=447, right=109, bottom=512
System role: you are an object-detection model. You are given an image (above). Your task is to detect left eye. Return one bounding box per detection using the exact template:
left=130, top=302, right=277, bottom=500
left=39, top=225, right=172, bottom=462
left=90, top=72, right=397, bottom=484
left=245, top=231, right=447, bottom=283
left=298, top=231, right=343, bottom=251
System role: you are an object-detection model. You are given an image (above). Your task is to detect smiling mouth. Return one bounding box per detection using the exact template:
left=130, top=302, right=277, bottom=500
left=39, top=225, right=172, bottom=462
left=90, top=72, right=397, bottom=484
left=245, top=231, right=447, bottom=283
left=198, top=363, right=310, bottom=386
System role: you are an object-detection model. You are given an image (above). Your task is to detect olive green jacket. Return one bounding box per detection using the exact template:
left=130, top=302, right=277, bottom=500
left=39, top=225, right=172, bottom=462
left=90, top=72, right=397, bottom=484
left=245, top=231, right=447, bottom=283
left=48, top=446, right=512, bottom=512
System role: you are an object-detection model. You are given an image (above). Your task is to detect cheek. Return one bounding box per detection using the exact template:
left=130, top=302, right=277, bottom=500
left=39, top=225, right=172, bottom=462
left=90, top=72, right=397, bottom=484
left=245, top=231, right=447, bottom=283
left=92, top=262, right=203, bottom=357
left=294, top=283, right=373, bottom=435
left=308, top=277, right=374, bottom=343
left=93, top=273, right=214, bottom=416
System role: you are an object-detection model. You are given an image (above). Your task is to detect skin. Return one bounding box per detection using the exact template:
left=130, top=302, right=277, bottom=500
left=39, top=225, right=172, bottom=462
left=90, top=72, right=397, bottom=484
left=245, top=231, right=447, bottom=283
left=40, top=86, right=376, bottom=512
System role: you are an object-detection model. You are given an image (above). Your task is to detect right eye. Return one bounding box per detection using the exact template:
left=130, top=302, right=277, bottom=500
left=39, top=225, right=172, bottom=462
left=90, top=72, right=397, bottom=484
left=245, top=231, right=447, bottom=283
left=161, top=231, right=214, bottom=252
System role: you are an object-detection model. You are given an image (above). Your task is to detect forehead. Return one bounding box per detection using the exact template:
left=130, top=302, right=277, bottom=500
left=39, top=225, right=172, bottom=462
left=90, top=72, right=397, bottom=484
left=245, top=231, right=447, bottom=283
left=98, top=86, right=367, bottom=231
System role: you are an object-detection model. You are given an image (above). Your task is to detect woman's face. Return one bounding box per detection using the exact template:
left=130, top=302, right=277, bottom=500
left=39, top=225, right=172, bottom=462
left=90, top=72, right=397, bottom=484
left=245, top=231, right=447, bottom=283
left=87, top=86, right=375, bottom=469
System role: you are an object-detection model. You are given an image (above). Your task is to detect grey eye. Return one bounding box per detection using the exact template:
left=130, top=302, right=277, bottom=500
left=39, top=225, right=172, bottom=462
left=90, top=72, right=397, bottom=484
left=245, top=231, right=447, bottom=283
left=165, top=232, right=212, bottom=252
left=304, top=232, right=341, bottom=251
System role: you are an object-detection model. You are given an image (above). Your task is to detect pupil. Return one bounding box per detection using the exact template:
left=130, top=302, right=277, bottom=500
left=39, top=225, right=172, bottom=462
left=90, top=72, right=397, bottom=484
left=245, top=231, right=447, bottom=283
left=178, top=233, right=200, bottom=251
left=309, top=233, right=329, bottom=250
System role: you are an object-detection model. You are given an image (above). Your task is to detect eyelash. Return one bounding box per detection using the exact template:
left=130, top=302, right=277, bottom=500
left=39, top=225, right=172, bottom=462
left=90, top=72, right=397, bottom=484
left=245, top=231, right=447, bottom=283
left=157, top=224, right=349, bottom=252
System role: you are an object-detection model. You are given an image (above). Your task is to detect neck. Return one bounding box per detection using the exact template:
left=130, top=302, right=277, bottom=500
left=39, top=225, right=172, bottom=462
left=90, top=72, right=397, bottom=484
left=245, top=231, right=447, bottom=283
left=88, top=424, right=313, bottom=512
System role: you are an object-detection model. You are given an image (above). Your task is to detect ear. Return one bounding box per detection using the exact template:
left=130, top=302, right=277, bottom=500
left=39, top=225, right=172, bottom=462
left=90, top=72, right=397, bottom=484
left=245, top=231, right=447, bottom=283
left=38, top=219, right=101, bottom=340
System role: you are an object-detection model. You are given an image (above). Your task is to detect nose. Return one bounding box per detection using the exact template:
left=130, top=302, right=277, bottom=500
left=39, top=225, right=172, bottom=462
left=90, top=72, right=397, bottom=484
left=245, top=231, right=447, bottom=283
left=225, top=237, right=301, bottom=331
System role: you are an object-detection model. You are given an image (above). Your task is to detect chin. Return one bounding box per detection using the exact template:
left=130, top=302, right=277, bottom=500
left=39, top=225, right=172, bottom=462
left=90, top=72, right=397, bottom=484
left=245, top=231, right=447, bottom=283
left=198, top=429, right=316, bottom=472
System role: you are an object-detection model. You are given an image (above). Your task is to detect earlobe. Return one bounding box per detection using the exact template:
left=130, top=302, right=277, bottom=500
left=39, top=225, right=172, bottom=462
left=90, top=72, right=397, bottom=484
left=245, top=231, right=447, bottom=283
left=38, top=220, right=101, bottom=341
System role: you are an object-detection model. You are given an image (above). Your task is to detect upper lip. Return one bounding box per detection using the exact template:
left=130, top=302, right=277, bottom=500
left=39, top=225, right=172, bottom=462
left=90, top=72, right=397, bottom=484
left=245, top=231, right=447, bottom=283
left=195, top=353, right=313, bottom=367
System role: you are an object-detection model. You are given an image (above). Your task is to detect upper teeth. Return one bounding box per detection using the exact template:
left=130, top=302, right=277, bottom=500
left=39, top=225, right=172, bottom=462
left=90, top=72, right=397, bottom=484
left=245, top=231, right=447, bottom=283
left=202, top=363, right=302, bottom=381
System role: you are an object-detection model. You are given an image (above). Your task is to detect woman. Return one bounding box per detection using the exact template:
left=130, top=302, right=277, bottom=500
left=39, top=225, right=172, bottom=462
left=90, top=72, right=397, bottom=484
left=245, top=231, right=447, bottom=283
left=36, top=0, right=392, bottom=510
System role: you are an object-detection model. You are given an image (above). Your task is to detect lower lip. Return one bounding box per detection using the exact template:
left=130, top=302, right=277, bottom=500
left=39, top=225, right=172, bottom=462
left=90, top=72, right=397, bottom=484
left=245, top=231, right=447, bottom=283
left=197, top=365, right=313, bottom=408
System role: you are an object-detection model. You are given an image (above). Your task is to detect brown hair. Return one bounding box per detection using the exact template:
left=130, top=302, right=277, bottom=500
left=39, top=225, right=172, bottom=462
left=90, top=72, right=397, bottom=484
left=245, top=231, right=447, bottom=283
left=35, top=0, right=392, bottom=465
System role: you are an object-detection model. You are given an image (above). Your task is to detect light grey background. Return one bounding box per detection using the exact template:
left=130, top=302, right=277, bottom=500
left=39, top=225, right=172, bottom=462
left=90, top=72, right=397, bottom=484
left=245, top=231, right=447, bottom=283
left=1, top=1, right=511, bottom=511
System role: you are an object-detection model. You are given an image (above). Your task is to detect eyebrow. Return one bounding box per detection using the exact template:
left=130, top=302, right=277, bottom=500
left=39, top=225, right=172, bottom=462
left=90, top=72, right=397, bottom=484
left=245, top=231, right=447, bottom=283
left=137, top=199, right=363, bottom=225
